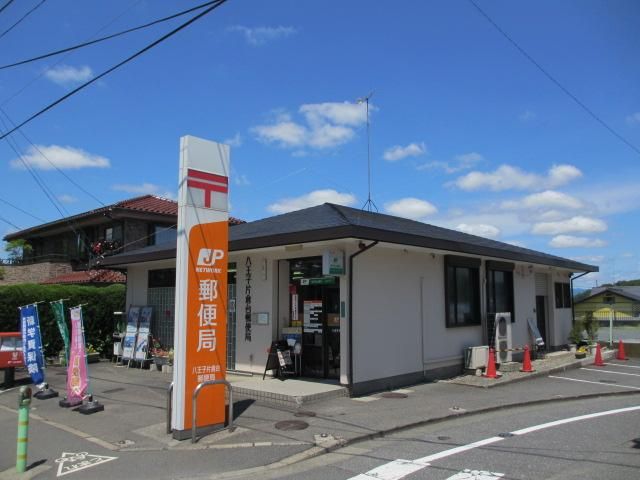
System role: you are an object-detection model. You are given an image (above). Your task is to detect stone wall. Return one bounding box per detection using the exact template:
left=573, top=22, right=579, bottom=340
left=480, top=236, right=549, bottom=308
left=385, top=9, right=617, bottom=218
left=0, top=262, right=73, bottom=286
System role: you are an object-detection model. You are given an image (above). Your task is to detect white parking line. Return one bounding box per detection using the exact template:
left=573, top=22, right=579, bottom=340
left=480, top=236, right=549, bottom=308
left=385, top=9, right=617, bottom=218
left=581, top=368, right=640, bottom=377
left=347, top=405, right=640, bottom=480
left=604, top=363, right=640, bottom=369
left=548, top=375, right=640, bottom=390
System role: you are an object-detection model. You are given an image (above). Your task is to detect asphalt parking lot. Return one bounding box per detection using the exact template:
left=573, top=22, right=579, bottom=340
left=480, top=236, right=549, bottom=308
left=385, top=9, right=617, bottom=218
left=548, top=358, right=640, bottom=392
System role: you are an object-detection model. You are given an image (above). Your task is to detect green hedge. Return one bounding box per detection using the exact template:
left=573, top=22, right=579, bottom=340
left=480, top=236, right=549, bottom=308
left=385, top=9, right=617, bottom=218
left=0, top=283, right=125, bottom=358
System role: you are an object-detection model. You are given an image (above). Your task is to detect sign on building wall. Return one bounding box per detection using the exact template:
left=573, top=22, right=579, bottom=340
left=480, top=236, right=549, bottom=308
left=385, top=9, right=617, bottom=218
left=322, top=249, right=345, bottom=275
left=172, top=135, right=229, bottom=439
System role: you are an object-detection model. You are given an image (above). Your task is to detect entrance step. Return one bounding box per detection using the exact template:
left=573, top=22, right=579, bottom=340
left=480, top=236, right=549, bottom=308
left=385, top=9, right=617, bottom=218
left=227, top=375, right=348, bottom=407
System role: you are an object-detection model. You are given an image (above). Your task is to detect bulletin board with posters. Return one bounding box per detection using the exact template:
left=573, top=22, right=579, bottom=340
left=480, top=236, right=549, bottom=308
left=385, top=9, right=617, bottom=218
left=121, top=307, right=140, bottom=361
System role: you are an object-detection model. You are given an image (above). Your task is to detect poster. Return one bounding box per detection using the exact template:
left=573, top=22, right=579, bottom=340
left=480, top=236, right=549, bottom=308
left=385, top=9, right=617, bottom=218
left=134, top=307, right=152, bottom=361
left=122, top=307, right=140, bottom=360
left=19, top=305, right=45, bottom=386
left=67, top=307, right=89, bottom=403
left=303, top=300, right=322, bottom=332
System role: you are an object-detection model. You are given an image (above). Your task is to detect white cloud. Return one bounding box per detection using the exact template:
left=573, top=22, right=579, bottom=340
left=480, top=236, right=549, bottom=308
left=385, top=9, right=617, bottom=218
left=626, top=112, right=640, bottom=125
left=456, top=223, right=501, bottom=239
left=224, top=133, right=242, bottom=147
left=10, top=145, right=110, bottom=170
left=383, top=142, right=427, bottom=162
left=234, top=174, right=250, bottom=186
left=252, top=101, right=367, bottom=150
left=434, top=212, right=529, bottom=237
left=572, top=255, right=605, bottom=263
left=252, top=119, right=306, bottom=147
left=418, top=151, right=483, bottom=173
left=228, top=25, right=297, bottom=46
left=549, top=235, right=607, bottom=248
left=44, top=65, right=93, bottom=86
left=112, top=183, right=175, bottom=199
left=57, top=194, right=77, bottom=204
left=501, top=190, right=583, bottom=210
left=453, top=164, right=582, bottom=191
left=267, top=189, right=356, bottom=214
left=384, top=198, right=437, bottom=220
left=300, top=102, right=366, bottom=127
left=532, top=216, right=607, bottom=235
left=519, top=110, right=536, bottom=121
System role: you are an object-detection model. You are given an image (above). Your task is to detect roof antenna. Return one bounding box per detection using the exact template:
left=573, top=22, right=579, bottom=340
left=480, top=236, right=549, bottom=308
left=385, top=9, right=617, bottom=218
left=356, top=91, right=378, bottom=212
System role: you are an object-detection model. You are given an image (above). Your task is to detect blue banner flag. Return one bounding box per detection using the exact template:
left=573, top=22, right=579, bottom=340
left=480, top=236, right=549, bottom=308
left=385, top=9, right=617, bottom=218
left=20, top=305, right=46, bottom=386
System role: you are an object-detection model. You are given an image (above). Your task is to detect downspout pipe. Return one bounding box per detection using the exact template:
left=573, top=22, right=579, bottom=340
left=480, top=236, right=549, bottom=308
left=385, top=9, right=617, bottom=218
left=570, top=271, right=589, bottom=325
left=348, top=240, right=378, bottom=395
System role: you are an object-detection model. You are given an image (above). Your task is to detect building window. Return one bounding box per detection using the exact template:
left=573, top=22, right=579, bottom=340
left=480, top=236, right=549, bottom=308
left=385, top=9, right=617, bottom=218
left=149, top=225, right=177, bottom=246
left=555, top=282, right=571, bottom=309
left=486, top=261, right=514, bottom=318
left=445, top=256, right=481, bottom=327
left=148, top=269, right=176, bottom=288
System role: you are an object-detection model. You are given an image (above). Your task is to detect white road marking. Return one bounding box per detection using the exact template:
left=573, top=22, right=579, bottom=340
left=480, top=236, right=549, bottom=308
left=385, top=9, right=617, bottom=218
left=604, top=363, right=640, bottom=369
left=346, top=405, right=640, bottom=480
left=581, top=367, right=640, bottom=377
left=414, top=437, right=504, bottom=464
left=549, top=375, right=640, bottom=390
left=349, top=459, right=429, bottom=480
left=510, top=405, right=640, bottom=435
left=446, top=469, right=504, bottom=480
left=55, top=452, right=117, bottom=477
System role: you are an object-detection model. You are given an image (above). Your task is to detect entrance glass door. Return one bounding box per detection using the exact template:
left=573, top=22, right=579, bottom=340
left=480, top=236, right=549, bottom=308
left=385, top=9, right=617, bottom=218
left=290, top=257, right=340, bottom=379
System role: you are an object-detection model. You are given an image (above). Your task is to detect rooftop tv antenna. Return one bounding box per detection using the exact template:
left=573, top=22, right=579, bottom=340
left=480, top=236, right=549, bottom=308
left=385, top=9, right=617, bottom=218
left=357, top=91, right=378, bottom=212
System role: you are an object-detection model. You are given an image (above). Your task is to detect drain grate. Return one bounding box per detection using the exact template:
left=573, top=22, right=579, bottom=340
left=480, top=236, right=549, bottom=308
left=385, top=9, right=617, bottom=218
left=275, top=420, right=309, bottom=431
left=116, top=439, right=135, bottom=446
left=380, top=392, right=408, bottom=399
left=294, top=410, right=316, bottom=418
left=437, top=436, right=451, bottom=441
left=499, top=432, right=515, bottom=438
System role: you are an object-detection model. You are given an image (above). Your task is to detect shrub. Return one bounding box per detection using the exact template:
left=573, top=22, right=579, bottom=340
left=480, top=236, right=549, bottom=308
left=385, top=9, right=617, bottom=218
left=0, top=283, right=125, bottom=357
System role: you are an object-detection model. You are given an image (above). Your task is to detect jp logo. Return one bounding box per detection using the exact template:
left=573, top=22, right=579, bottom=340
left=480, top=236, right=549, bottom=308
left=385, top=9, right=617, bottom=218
left=197, top=248, right=225, bottom=266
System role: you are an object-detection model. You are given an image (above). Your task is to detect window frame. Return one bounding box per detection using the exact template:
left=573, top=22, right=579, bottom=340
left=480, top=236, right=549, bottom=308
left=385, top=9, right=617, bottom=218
left=555, top=282, right=571, bottom=309
left=444, top=255, right=482, bottom=328
left=486, top=261, right=515, bottom=320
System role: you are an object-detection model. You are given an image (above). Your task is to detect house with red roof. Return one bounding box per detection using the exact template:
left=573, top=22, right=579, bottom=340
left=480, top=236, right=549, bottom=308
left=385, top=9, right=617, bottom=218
left=1, top=195, right=243, bottom=286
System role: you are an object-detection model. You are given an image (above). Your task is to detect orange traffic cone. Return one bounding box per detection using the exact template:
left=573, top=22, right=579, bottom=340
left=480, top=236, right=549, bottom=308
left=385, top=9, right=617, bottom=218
left=483, top=347, right=498, bottom=378
left=593, top=343, right=605, bottom=367
left=520, top=345, right=535, bottom=372
left=616, top=339, right=628, bottom=361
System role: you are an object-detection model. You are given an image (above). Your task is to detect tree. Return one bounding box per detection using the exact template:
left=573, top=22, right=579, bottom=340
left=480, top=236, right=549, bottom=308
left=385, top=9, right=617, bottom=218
left=4, top=239, right=33, bottom=262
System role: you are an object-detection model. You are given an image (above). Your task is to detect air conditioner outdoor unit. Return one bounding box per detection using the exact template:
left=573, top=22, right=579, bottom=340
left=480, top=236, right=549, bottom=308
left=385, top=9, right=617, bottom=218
left=494, top=312, right=513, bottom=363
left=465, top=346, right=489, bottom=370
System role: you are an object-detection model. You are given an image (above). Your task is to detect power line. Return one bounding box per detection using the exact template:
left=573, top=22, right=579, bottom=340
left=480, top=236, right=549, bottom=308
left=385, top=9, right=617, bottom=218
left=0, top=0, right=46, bottom=41
left=0, top=196, right=46, bottom=223
left=0, top=214, right=21, bottom=230
left=0, top=0, right=221, bottom=71
left=0, top=0, right=228, bottom=140
left=0, top=1, right=15, bottom=16
left=0, top=107, right=107, bottom=207
left=468, top=0, right=640, bottom=157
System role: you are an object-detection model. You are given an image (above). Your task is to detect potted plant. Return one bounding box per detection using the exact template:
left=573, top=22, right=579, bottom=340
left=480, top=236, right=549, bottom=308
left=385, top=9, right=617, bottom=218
left=151, top=337, right=169, bottom=371
left=568, top=319, right=584, bottom=353
left=583, top=313, right=600, bottom=352
left=86, top=344, right=100, bottom=363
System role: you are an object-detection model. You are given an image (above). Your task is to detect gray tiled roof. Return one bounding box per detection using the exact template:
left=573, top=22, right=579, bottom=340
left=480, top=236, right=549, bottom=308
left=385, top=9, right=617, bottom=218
left=100, top=203, right=598, bottom=272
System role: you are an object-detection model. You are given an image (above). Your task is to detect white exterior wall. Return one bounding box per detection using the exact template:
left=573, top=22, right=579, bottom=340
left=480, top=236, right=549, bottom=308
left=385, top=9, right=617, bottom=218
left=352, top=248, right=484, bottom=384
left=119, top=243, right=582, bottom=385
left=124, top=259, right=175, bottom=308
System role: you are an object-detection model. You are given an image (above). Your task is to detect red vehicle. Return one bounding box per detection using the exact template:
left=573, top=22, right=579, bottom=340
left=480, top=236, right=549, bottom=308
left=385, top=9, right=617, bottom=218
left=0, top=332, right=24, bottom=369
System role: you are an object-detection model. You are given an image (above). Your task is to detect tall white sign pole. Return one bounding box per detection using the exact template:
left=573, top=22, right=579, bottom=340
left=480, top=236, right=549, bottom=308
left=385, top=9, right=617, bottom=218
left=172, top=136, right=229, bottom=440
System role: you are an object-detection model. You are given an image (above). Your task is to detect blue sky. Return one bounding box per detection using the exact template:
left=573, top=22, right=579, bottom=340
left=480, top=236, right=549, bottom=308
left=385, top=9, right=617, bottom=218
left=0, top=0, right=639, bottom=288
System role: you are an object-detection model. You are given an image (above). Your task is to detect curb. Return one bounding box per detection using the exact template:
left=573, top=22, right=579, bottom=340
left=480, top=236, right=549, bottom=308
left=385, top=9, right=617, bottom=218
left=461, top=349, right=617, bottom=388
left=203, top=386, right=640, bottom=479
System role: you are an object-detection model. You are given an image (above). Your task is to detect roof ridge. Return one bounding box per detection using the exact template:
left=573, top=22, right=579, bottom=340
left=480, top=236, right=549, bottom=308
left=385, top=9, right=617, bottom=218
left=325, top=203, right=353, bottom=226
